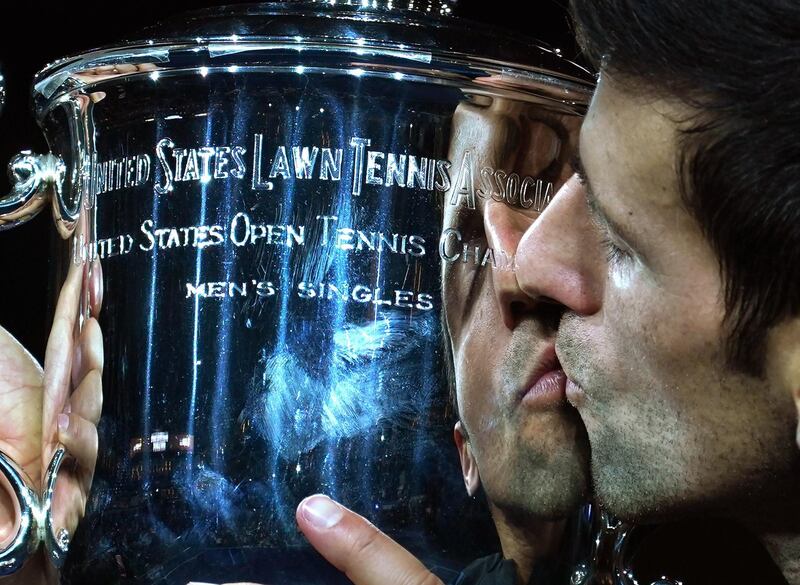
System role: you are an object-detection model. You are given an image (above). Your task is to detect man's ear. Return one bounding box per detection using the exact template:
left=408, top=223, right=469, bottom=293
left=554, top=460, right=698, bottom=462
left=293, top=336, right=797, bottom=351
left=454, top=421, right=480, bottom=496
left=791, top=367, right=800, bottom=451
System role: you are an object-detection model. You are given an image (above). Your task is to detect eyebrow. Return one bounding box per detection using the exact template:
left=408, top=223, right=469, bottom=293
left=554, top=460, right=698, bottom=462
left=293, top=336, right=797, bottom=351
left=572, top=150, right=639, bottom=249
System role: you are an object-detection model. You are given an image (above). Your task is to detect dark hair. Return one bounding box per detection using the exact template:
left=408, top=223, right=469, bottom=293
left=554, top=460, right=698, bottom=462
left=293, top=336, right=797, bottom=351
left=569, top=0, right=800, bottom=375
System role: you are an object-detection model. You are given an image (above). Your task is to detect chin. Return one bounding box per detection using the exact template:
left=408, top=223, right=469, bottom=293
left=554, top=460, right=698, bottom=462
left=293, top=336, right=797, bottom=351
left=495, top=473, right=588, bottom=522
left=591, top=445, right=662, bottom=521
left=489, top=450, right=590, bottom=521
left=592, top=461, right=709, bottom=523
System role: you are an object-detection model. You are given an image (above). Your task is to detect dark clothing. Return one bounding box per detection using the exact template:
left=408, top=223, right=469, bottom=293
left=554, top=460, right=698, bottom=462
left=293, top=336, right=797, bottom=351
left=452, top=519, right=791, bottom=585
left=452, top=553, right=570, bottom=585
left=452, top=554, right=518, bottom=585
left=623, top=519, right=790, bottom=585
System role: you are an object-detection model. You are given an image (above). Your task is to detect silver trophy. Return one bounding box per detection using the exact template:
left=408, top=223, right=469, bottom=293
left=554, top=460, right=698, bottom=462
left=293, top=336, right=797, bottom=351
left=0, top=2, right=593, bottom=583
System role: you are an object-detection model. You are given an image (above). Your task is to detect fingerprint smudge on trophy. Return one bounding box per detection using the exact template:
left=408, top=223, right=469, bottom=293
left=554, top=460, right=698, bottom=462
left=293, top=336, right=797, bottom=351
left=246, top=312, right=436, bottom=456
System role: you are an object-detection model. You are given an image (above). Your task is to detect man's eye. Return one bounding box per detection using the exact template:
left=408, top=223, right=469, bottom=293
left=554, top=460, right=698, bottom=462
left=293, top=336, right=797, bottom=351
left=570, top=154, right=587, bottom=185
left=600, top=234, right=631, bottom=265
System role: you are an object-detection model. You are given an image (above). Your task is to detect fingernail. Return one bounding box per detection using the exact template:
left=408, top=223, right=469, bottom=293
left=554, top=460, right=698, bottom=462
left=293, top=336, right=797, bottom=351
left=301, top=495, right=343, bottom=529
left=58, top=414, right=70, bottom=433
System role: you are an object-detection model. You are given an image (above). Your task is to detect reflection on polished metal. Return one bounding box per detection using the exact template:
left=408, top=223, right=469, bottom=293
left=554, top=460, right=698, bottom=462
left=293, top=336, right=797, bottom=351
left=0, top=448, right=70, bottom=575
left=42, top=447, right=70, bottom=569
left=1, top=2, right=594, bottom=583
left=56, top=529, right=70, bottom=553
left=0, top=152, right=66, bottom=233
left=0, top=451, right=40, bottom=576
left=0, top=73, right=72, bottom=235
left=569, top=506, right=618, bottom=585
left=611, top=522, right=683, bottom=585
left=309, top=0, right=456, bottom=13
left=568, top=507, right=683, bottom=585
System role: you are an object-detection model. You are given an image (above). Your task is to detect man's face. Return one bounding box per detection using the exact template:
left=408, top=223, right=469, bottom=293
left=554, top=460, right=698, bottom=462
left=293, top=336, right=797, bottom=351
left=518, top=74, right=799, bottom=520
left=442, top=99, right=589, bottom=521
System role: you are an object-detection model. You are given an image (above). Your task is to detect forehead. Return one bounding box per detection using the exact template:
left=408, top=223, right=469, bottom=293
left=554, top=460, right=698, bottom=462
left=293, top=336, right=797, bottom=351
left=580, top=74, right=686, bottom=215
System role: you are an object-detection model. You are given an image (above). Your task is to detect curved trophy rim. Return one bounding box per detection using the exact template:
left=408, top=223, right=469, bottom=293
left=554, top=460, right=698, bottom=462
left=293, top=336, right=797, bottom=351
left=31, top=1, right=594, bottom=114
left=32, top=38, right=594, bottom=115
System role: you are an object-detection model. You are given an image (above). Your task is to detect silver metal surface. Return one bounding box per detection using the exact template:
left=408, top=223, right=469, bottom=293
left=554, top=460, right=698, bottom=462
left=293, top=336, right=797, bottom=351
left=3, top=3, right=596, bottom=583
left=310, top=0, right=457, bottom=13
left=42, top=447, right=69, bottom=569
left=0, top=448, right=73, bottom=575
left=0, top=64, right=74, bottom=580
left=612, top=522, right=684, bottom=585
left=31, top=2, right=592, bottom=117
left=0, top=450, right=41, bottom=576
left=568, top=510, right=686, bottom=585
left=0, top=151, right=67, bottom=232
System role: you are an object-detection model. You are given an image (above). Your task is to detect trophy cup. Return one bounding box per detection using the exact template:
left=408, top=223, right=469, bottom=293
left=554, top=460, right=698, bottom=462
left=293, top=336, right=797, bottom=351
left=0, top=2, right=593, bottom=583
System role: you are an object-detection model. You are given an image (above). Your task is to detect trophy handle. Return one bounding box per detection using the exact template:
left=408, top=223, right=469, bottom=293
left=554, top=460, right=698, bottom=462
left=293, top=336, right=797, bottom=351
left=0, top=447, right=74, bottom=574
left=41, top=446, right=69, bottom=569
left=0, top=451, right=42, bottom=576
left=569, top=508, right=685, bottom=585
left=612, top=519, right=683, bottom=585
left=0, top=73, right=71, bottom=235
left=0, top=152, right=69, bottom=234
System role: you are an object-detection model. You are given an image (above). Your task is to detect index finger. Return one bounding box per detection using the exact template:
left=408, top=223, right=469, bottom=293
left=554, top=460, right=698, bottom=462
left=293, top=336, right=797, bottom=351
left=87, top=258, right=103, bottom=319
left=43, top=259, right=83, bottom=423
left=296, top=495, right=444, bottom=585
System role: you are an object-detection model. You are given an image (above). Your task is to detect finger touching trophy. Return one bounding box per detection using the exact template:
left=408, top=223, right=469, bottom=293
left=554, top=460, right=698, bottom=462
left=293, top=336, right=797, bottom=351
left=296, top=494, right=444, bottom=585
left=0, top=116, right=104, bottom=580
left=41, top=245, right=104, bottom=577
left=0, top=327, right=45, bottom=583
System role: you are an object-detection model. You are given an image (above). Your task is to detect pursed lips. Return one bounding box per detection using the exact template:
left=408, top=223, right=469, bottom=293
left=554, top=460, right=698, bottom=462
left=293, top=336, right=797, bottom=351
left=554, top=340, right=588, bottom=408
left=516, top=343, right=569, bottom=408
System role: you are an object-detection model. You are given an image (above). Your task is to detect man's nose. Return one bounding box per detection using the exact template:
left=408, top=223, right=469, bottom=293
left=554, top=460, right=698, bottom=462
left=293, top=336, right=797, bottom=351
left=483, top=200, right=540, bottom=330
left=514, top=174, right=604, bottom=316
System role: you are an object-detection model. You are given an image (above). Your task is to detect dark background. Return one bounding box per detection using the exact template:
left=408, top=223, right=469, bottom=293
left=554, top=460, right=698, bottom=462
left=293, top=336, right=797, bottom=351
left=0, top=0, right=580, bottom=361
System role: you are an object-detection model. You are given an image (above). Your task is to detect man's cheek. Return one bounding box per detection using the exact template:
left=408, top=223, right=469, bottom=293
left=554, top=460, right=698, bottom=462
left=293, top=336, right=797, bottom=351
left=605, top=285, right=676, bottom=357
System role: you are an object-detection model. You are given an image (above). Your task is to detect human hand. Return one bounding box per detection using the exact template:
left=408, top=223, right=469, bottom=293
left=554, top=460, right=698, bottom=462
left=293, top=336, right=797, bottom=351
left=0, top=256, right=102, bottom=583
left=180, top=492, right=434, bottom=585
left=0, top=326, right=46, bottom=585
left=0, top=329, right=44, bottom=534
left=296, top=494, right=444, bottom=585
left=40, top=257, right=103, bottom=579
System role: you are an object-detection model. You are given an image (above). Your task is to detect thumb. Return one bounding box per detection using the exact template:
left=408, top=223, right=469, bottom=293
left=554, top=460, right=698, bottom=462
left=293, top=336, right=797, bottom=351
left=296, top=495, right=444, bottom=585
